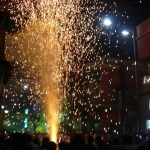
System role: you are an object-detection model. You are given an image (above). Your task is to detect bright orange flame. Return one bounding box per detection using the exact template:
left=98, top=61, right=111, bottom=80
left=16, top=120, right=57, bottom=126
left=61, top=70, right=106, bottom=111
left=45, top=92, right=59, bottom=142
left=5, top=0, right=80, bottom=140
left=5, top=3, right=62, bottom=140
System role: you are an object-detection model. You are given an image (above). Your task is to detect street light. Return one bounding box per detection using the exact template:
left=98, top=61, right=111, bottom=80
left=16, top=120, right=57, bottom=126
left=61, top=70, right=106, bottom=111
left=122, top=30, right=130, bottom=36
left=121, top=29, right=139, bottom=132
left=121, top=29, right=138, bottom=98
left=103, top=19, right=139, bottom=132
left=103, top=18, right=112, bottom=26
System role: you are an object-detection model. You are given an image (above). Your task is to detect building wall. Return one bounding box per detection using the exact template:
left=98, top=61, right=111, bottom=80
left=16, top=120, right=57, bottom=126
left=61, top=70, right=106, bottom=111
left=70, top=57, right=148, bottom=135
left=137, top=17, right=150, bottom=134
left=137, top=18, right=150, bottom=60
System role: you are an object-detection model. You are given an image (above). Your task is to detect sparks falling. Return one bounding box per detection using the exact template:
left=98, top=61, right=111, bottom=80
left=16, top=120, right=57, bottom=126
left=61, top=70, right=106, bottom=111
left=5, top=0, right=80, bottom=142
left=3, top=0, right=135, bottom=138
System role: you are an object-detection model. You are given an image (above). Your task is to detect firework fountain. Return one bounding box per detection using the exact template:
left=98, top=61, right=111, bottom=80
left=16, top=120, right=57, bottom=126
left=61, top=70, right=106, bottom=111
left=4, top=0, right=128, bottom=142
left=5, top=0, right=83, bottom=142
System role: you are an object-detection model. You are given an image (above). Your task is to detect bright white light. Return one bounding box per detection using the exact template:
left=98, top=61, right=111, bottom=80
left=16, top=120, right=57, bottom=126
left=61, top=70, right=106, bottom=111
left=4, top=110, right=9, bottom=114
left=103, top=18, right=112, bottom=26
left=23, top=84, right=28, bottom=90
left=122, top=30, right=129, bottom=36
left=1, top=105, right=4, bottom=109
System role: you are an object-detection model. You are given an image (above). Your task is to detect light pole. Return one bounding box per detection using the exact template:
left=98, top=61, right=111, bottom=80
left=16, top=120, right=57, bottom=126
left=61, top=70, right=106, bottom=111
left=103, top=18, right=139, bottom=133
left=103, top=18, right=112, bottom=26
left=122, top=29, right=139, bottom=132
left=122, top=30, right=138, bottom=100
left=103, top=18, right=126, bottom=135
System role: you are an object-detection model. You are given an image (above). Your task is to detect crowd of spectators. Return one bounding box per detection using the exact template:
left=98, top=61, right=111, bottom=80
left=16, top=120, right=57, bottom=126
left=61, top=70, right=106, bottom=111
left=0, top=132, right=150, bottom=150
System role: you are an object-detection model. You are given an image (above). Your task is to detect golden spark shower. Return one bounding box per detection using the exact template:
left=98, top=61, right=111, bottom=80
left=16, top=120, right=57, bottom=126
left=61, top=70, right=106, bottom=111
left=3, top=0, right=130, bottom=140
left=5, top=0, right=82, bottom=141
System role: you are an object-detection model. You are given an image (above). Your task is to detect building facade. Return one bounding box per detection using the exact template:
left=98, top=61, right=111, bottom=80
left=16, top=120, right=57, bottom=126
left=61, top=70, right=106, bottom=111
left=137, top=18, right=150, bottom=134
left=63, top=57, right=148, bottom=138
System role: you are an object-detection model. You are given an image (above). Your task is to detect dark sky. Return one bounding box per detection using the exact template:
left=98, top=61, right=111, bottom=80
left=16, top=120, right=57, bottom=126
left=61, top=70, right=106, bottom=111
left=96, top=0, right=150, bottom=60
left=0, top=0, right=150, bottom=60
left=116, top=0, right=150, bottom=60
left=117, top=0, right=150, bottom=27
left=0, top=1, right=150, bottom=32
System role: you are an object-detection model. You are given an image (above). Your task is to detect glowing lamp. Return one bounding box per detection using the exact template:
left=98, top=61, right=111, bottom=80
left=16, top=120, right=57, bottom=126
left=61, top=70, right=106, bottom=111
left=103, top=18, right=112, bottom=26
left=122, top=30, right=129, bottom=36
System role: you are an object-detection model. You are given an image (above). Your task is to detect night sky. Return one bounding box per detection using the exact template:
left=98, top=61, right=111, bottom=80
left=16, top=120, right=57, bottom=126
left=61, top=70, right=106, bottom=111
left=69, top=0, right=150, bottom=61
left=0, top=1, right=150, bottom=31
left=117, top=0, right=150, bottom=60
left=117, top=0, right=150, bottom=26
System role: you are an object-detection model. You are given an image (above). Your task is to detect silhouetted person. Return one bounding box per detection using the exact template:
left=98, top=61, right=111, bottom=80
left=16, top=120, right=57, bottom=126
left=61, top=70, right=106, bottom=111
left=23, top=133, right=39, bottom=150
left=5, top=137, right=12, bottom=150
left=122, top=134, right=133, bottom=145
left=94, top=135, right=107, bottom=150
left=70, top=133, right=86, bottom=150
left=11, top=132, right=25, bottom=150
left=58, top=141, right=70, bottom=150
left=41, top=137, right=50, bottom=149
left=33, top=137, right=41, bottom=147
left=85, top=135, right=96, bottom=150
left=47, top=141, right=57, bottom=150
left=146, top=139, right=150, bottom=150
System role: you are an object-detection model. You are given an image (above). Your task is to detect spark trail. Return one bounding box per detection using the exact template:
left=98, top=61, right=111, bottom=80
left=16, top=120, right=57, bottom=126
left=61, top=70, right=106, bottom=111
left=4, top=0, right=130, bottom=139
left=5, top=0, right=81, bottom=141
